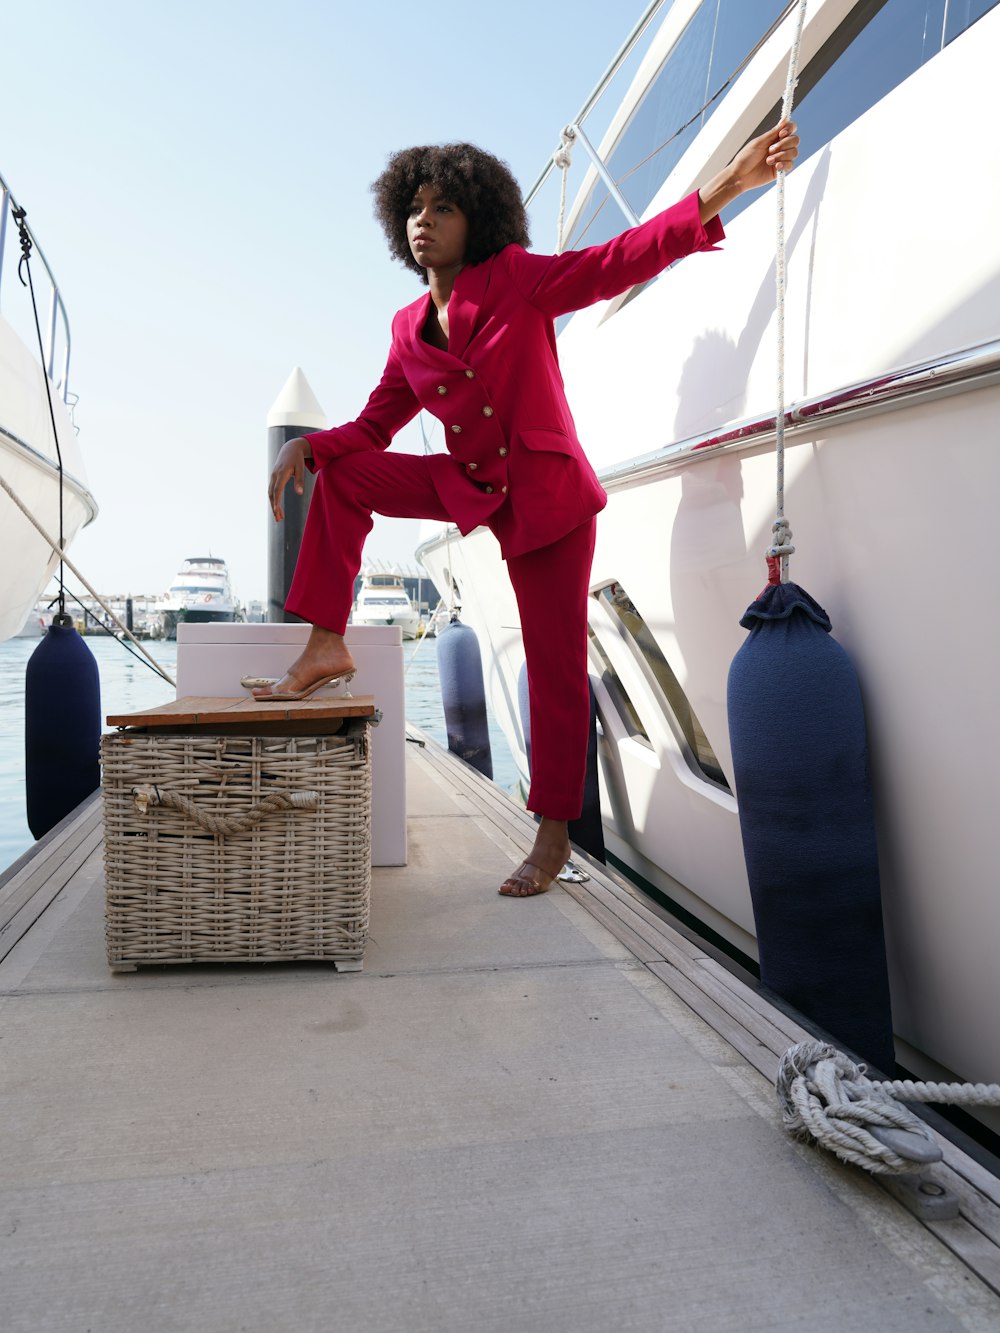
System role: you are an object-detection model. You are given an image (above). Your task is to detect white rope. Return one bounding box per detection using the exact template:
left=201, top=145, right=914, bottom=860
left=416, top=408, right=459, bottom=621
left=777, top=1041, right=1000, bottom=1175
left=767, top=0, right=808, bottom=582
left=554, top=127, right=575, bottom=255
left=0, top=471, right=175, bottom=685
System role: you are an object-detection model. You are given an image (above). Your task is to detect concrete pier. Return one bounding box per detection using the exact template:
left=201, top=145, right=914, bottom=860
left=1, top=733, right=998, bottom=1331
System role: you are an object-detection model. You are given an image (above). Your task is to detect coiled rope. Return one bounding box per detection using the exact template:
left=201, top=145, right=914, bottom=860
left=131, top=784, right=318, bottom=835
left=767, top=1, right=1000, bottom=1175
left=765, top=0, right=808, bottom=585
left=778, top=1041, right=1000, bottom=1175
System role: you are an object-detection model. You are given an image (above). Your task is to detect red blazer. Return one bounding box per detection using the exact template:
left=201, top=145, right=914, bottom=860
left=306, top=191, right=724, bottom=559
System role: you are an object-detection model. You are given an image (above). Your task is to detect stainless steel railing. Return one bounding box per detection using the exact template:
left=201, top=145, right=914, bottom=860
left=598, top=340, right=1000, bottom=491
left=0, top=171, right=73, bottom=404
left=523, top=0, right=669, bottom=215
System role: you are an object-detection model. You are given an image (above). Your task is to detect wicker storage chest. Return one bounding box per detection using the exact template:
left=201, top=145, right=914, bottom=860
left=102, top=696, right=375, bottom=972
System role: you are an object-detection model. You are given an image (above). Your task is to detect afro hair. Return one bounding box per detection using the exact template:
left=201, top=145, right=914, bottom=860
left=371, top=142, right=530, bottom=282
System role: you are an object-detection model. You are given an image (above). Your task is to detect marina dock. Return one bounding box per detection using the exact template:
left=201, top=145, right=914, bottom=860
left=1, top=731, right=999, bottom=1331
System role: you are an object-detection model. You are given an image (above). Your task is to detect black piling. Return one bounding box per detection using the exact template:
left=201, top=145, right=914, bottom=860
left=266, top=367, right=327, bottom=622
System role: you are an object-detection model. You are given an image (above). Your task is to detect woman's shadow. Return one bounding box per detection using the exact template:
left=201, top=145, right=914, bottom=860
left=665, top=149, right=832, bottom=751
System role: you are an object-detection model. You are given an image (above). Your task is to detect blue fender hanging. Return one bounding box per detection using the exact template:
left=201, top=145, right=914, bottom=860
left=436, top=617, right=493, bottom=779
left=25, top=615, right=101, bottom=839
left=727, top=580, right=894, bottom=1072
left=12, top=206, right=102, bottom=840
left=725, top=4, right=893, bottom=1072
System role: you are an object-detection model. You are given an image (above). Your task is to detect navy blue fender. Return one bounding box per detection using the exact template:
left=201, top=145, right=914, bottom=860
left=727, top=582, right=894, bottom=1072
left=25, top=619, right=101, bottom=839
left=436, top=618, right=493, bottom=779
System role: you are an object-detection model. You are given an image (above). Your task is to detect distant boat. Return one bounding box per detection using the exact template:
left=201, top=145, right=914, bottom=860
left=0, top=172, right=98, bottom=642
left=156, top=557, right=241, bottom=640
left=12, top=605, right=53, bottom=638
left=352, top=572, right=420, bottom=639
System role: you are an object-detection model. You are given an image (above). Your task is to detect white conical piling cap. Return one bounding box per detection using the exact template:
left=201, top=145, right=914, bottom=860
left=267, top=367, right=327, bottom=429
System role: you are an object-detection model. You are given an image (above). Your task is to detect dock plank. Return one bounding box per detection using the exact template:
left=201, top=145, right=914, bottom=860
left=408, top=723, right=1000, bottom=1295
left=0, top=824, right=104, bottom=963
left=0, top=791, right=101, bottom=903
left=0, top=798, right=102, bottom=923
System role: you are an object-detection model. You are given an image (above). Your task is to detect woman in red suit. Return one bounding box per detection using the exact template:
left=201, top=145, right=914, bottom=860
left=258, top=121, right=798, bottom=896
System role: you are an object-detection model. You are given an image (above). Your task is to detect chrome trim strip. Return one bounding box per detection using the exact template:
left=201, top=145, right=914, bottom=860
left=415, top=341, right=1000, bottom=563
left=599, top=340, right=1000, bottom=491
left=0, top=423, right=99, bottom=523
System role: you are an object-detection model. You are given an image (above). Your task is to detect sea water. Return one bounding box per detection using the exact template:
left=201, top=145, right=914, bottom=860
left=0, top=633, right=520, bottom=873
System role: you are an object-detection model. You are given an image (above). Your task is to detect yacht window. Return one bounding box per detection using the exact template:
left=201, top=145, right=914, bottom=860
left=566, top=0, right=789, bottom=252
left=725, top=0, right=999, bottom=226
left=564, top=0, right=997, bottom=265
left=587, top=626, right=651, bottom=747
left=594, top=581, right=730, bottom=791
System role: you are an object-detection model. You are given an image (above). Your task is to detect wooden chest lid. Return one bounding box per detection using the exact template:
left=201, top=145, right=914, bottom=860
left=106, top=694, right=377, bottom=729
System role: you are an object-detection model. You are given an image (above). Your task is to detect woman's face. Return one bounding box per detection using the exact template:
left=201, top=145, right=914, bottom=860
left=406, top=184, right=468, bottom=274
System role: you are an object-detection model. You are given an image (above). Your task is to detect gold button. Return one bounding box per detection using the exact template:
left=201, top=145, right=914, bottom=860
left=467, top=462, right=478, bottom=471
left=436, top=385, right=447, bottom=395
left=501, top=485, right=508, bottom=494
left=485, top=485, right=494, bottom=494
left=498, top=446, right=508, bottom=457
left=451, top=424, right=462, bottom=434
left=482, top=406, right=494, bottom=418
left=465, top=369, right=475, bottom=379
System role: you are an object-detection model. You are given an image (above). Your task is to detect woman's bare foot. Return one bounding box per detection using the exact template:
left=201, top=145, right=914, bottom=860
left=251, top=625, right=355, bottom=699
left=499, top=817, right=571, bottom=897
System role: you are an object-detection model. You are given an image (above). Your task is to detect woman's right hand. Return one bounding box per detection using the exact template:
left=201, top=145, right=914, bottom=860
left=268, top=436, right=313, bottom=521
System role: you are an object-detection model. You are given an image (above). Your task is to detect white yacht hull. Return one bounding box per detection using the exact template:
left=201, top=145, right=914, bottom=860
left=351, top=611, right=420, bottom=640
left=0, top=319, right=96, bottom=642
left=418, top=4, right=1000, bottom=1117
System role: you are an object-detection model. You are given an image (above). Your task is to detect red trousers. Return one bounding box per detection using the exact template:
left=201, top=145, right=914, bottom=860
left=285, top=452, right=596, bottom=821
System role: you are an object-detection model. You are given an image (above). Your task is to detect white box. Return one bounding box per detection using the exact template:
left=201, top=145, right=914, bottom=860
left=176, top=623, right=406, bottom=866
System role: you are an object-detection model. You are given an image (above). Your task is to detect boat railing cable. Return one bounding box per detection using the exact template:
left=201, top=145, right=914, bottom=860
left=3, top=186, right=173, bottom=683
left=523, top=0, right=668, bottom=212
left=12, top=205, right=69, bottom=624
left=0, top=470, right=176, bottom=685
left=0, top=175, right=73, bottom=403
left=765, top=0, right=807, bottom=585
left=532, top=0, right=799, bottom=252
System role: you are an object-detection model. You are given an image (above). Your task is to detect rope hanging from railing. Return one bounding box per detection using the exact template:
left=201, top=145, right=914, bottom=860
left=12, top=205, right=69, bottom=620
left=554, top=127, right=575, bottom=254
left=765, top=0, right=808, bottom=585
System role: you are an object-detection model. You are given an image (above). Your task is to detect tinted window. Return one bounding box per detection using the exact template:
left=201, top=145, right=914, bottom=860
left=588, top=625, right=651, bottom=745
left=567, top=0, right=789, bottom=250
left=594, top=582, right=730, bottom=790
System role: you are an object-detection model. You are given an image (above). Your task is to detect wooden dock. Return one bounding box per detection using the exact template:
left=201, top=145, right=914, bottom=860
left=1, top=729, right=999, bottom=1331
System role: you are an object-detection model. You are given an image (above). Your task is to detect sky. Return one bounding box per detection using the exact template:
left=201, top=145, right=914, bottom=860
left=3, top=0, right=652, bottom=607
